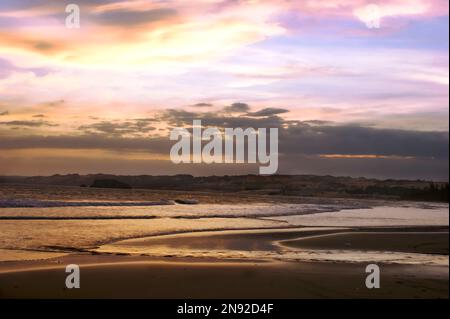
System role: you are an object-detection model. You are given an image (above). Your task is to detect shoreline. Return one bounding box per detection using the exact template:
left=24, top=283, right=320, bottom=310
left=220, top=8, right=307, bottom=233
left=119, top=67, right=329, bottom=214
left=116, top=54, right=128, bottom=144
left=0, top=255, right=448, bottom=299
left=1, top=225, right=448, bottom=263
left=0, top=225, right=448, bottom=298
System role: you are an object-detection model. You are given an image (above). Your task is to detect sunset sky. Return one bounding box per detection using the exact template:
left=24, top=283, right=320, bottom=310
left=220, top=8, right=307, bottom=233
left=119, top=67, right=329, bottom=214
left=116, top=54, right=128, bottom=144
left=0, top=0, right=448, bottom=179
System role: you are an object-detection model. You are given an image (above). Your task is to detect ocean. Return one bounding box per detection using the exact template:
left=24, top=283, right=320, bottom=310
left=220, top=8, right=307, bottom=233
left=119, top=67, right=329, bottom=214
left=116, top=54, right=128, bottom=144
left=0, top=184, right=448, bottom=265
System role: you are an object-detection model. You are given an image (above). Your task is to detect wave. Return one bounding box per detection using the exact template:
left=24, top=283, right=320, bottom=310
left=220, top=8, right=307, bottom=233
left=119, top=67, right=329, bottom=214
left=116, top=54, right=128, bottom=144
left=0, top=201, right=369, bottom=220
left=0, top=199, right=174, bottom=208
left=0, top=216, right=157, bottom=220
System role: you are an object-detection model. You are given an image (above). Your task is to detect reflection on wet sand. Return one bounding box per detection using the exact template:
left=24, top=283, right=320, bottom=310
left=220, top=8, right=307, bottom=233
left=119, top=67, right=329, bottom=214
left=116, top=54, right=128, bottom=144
left=0, top=226, right=448, bottom=299
left=0, top=202, right=448, bottom=298
left=96, top=226, right=449, bottom=266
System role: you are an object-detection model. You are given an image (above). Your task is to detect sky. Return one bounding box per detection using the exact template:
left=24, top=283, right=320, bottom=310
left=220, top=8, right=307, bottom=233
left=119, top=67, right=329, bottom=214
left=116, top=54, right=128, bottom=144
left=0, top=0, right=448, bottom=180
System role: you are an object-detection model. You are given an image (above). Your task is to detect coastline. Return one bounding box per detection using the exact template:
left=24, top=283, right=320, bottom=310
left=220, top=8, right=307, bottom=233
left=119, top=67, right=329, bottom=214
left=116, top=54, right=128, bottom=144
left=1, top=256, right=448, bottom=299
left=1, top=225, right=448, bottom=299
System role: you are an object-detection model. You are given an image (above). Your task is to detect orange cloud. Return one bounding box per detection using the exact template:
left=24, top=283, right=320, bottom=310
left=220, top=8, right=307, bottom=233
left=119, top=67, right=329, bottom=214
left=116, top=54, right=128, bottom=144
left=0, top=0, right=285, bottom=68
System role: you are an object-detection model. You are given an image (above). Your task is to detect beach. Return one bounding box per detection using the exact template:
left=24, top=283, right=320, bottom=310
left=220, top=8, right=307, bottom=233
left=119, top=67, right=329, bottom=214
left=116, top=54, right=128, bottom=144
left=0, top=227, right=448, bottom=299
left=0, top=184, right=448, bottom=299
left=0, top=0, right=448, bottom=304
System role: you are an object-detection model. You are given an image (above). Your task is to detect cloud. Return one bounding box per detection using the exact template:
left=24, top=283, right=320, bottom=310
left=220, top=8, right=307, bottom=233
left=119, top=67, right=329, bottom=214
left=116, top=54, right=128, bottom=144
left=75, top=106, right=449, bottom=162
left=0, top=120, right=58, bottom=127
left=299, top=124, right=446, bottom=160
left=0, top=0, right=284, bottom=67
left=0, top=57, right=50, bottom=78
left=286, top=0, right=448, bottom=19
left=90, top=8, right=177, bottom=26
left=223, top=102, right=251, bottom=113
left=42, top=100, right=64, bottom=108
left=192, top=103, right=214, bottom=108
left=0, top=32, right=67, bottom=56
left=0, top=0, right=116, bottom=11
left=278, top=154, right=448, bottom=181
left=155, top=105, right=448, bottom=161
left=247, top=108, right=289, bottom=117
left=1, top=121, right=447, bottom=161
left=0, top=100, right=447, bottom=165
left=0, top=1, right=447, bottom=180
left=0, top=105, right=447, bottom=179
left=0, top=111, right=9, bottom=116
left=79, top=119, right=157, bottom=136
left=0, top=134, right=170, bottom=154
left=280, top=123, right=449, bottom=159
left=303, top=120, right=334, bottom=126
left=159, top=107, right=284, bottom=129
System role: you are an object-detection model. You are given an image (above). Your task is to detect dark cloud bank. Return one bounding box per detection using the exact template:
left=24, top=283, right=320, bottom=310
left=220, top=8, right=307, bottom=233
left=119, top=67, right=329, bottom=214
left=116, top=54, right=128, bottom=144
left=0, top=104, right=448, bottom=180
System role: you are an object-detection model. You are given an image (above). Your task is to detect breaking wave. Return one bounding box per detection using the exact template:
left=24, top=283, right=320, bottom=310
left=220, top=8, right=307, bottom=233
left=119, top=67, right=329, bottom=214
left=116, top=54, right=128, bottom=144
left=0, top=199, right=174, bottom=208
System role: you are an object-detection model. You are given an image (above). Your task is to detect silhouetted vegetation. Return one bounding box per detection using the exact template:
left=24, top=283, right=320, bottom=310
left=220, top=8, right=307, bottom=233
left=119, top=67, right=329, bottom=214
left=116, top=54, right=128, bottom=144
left=90, top=179, right=132, bottom=189
left=347, top=183, right=449, bottom=202
left=1, top=174, right=448, bottom=202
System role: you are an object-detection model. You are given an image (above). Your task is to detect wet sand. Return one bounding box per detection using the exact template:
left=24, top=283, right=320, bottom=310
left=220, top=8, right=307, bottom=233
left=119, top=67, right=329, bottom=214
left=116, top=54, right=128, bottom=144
left=282, top=231, right=449, bottom=255
left=98, top=226, right=449, bottom=256
left=100, top=227, right=350, bottom=252
left=0, top=255, right=447, bottom=299
left=0, top=226, right=448, bottom=299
